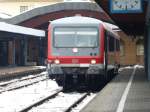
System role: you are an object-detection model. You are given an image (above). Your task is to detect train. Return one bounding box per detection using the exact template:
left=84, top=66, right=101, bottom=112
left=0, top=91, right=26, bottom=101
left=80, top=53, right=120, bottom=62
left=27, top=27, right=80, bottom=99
left=47, top=16, right=120, bottom=90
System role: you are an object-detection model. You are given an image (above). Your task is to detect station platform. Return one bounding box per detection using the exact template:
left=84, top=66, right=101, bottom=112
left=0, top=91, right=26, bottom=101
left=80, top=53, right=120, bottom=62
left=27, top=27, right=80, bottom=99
left=0, top=66, right=46, bottom=81
left=81, top=65, right=150, bottom=112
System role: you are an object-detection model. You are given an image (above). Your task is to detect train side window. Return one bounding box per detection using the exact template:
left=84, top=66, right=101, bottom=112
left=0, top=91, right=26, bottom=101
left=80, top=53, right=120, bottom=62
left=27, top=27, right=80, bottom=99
left=109, top=36, right=115, bottom=52
left=116, top=39, right=120, bottom=51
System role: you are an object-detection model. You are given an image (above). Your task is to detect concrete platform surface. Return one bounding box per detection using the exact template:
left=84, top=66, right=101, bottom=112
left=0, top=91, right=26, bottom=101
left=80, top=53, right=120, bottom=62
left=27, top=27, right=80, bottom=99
left=81, top=66, right=150, bottom=112
left=0, top=66, right=46, bottom=80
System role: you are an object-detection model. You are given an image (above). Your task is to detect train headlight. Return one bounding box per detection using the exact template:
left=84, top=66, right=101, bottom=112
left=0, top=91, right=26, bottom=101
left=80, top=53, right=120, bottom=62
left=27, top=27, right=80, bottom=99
left=91, top=59, right=96, bottom=64
left=54, top=59, right=60, bottom=64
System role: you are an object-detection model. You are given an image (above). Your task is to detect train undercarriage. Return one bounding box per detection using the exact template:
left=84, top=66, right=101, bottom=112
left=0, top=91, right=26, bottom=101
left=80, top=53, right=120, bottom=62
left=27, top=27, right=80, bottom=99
left=47, top=65, right=117, bottom=90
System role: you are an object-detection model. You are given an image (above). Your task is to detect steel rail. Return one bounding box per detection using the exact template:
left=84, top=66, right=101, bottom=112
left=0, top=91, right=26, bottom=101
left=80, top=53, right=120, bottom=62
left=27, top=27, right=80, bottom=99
left=18, top=89, right=63, bottom=112
left=0, top=68, right=46, bottom=82
left=0, top=73, right=45, bottom=87
left=65, top=93, right=90, bottom=112
left=0, top=77, right=48, bottom=94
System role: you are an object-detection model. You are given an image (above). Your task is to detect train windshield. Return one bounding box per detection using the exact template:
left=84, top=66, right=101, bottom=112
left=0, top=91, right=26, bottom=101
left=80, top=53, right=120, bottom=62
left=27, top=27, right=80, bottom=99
left=54, top=27, right=98, bottom=48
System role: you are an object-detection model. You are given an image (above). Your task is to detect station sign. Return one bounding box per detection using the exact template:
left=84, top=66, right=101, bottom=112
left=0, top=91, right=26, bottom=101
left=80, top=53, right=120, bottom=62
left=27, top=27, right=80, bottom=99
left=110, top=0, right=142, bottom=13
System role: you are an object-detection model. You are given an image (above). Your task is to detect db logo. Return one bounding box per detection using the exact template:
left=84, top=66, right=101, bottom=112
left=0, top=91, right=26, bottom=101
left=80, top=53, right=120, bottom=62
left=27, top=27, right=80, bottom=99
left=72, top=59, right=79, bottom=64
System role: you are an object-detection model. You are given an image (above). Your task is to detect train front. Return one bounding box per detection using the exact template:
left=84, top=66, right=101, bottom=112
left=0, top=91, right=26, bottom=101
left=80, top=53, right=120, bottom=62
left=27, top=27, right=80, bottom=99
left=47, top=17, right=104, bottom=89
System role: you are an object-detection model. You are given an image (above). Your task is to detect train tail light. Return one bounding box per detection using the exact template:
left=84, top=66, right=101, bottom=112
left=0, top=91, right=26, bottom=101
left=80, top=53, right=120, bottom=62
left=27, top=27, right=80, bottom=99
left=54, top=59, right=60, bottom=64
left=91, top=59, right=96, bottom=64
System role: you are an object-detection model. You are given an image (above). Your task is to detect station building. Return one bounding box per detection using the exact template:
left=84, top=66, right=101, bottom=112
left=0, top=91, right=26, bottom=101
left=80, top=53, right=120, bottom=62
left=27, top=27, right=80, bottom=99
left=0, top=0, right=94, bottom=16
left=119, top=32, right=144, bottom=66
left=0, top=0, right=144, bottom=67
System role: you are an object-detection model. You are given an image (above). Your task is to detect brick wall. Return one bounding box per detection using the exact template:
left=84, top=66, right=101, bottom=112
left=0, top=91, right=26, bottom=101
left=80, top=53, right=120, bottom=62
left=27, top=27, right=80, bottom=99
left=118, top=31, right=144, bottom=65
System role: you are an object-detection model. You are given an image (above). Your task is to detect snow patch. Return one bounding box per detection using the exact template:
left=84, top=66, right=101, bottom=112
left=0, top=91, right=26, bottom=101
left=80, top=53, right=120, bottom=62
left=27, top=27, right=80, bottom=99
left=34, top=66, right=46, bottom=69
left=119, top=66, right=133, bottom=72
left=134, top=65, right=144, bottom=69
left=0, top=79, right=61, bottom=112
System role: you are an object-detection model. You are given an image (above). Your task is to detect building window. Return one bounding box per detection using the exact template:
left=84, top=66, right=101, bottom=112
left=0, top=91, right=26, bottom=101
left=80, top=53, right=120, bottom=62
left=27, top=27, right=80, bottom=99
left=137, top=44, right=144, bottom=55
left=136, top=39, right=144, bottom=56
left=20, top=6, right=28, bottom=13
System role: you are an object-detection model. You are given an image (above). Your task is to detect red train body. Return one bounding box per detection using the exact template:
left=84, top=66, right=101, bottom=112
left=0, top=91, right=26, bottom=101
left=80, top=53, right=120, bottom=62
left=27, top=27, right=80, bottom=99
left=47, top=16, right=120, bottom=89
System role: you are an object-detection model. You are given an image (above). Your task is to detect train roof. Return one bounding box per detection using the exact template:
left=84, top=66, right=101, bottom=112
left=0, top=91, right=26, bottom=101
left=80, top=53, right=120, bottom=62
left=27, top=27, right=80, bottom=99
left=103, top=22, right=120, bottom=39
left=50, top=16, right=120, bottom=39
left=50, top=16, right=102, bottom=24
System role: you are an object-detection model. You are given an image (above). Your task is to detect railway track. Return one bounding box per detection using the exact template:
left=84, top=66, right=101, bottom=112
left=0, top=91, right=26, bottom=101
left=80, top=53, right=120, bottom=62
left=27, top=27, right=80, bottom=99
left=18, top=89, right=92, bottom=112
left=0, top=73, right=45, bottom=86
left=19, top=89, right=63, bottom=112
left=64, top=93, right=90, bottom=112
left=0, top=72, right=48, bottom=93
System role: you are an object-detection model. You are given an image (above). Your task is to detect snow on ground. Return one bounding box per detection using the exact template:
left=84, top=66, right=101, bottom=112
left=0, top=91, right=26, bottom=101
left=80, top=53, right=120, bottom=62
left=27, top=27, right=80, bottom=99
left=0, top=71, right=47, bottom=86
left=134, top=65, right=144, bottom=68
left=119, top=66, right=133, bottom=72
left=0, top=78, right=61, bottom=112
left=35, top=66, right=46, bottom=69
left=29, top=92, right=86, bottom=112
left=119, top=65, right=144, bottom=72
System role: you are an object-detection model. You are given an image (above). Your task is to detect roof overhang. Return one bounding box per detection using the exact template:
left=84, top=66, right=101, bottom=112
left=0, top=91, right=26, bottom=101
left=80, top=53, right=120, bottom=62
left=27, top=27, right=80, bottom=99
left=95, top=0, right=148, bottom=35
left=0, top=22, right=45, bottom=37
left=0, top=2, right=113, bottom=25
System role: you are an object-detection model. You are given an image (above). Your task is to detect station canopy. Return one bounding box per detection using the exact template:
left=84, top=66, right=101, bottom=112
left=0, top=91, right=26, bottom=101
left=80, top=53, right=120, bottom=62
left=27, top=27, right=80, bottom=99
left=0, top=22, right=45, bottom=38
left=95, top=0, right=148, bottom=35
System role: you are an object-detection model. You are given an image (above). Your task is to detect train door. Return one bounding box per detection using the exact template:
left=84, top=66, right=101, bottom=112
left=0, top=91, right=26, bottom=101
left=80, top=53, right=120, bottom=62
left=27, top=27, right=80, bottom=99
left=108, top=35, right=115, bottom=66
left=104, top=31, right=108, bottom=71
left=0, top=41, right=8, bottom=66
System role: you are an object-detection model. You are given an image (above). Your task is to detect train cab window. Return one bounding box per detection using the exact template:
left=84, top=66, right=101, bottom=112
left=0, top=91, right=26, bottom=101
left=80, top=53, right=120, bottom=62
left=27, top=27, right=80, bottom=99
left=108, top=36, right=115, bottom=52
left=54, top=27, right=98, bottom=48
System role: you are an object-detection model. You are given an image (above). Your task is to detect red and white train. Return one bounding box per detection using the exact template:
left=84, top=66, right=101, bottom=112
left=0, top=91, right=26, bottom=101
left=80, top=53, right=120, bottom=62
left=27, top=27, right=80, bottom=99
left=47, top=16, right=120, bottom=89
